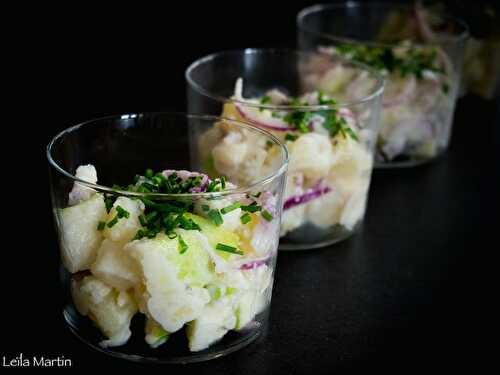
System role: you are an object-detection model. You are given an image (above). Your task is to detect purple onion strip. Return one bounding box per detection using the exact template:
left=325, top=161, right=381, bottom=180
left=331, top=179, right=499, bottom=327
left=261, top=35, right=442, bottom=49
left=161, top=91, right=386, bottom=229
left=283, top=185, right=332, bottom=210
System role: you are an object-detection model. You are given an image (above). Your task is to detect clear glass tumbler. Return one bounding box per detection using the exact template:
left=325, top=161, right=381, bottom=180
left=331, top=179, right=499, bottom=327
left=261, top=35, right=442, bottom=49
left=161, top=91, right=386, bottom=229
left=47, top=113, right=288, bottom=363
left=298, top=2, right=468, bottom=167
left=186, top=49, right=384, bottom=249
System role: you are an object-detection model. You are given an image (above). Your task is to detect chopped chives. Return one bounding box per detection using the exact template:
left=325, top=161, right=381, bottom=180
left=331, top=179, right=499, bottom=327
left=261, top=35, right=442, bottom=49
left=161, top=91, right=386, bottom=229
left=215, top=243, right=244, bottom=255
left=206, top=180, right=216, bottom=192
left=240, top=212, right=252, bottom=224
left=285, top=133, right=298, bottom=142
left=261, top=210, right=274, bottom=222
left=141, top=182, right=158, bottom=191
left=145, top=211, right=158, bottom=222
left=105, top=198, right=114, bottom=213
left=152, top=176, right=163, bottom=185
left=260, top=95, right=271, bottom=105
left=133, top=229, right=145, bottom=240
left=115, top=205, right=130, bottom=219
left=220, top=202, right=241, bottom=214
left=107, top=215, right=119, bottom=228
left=101, top=168, right=237, bottom=241
left=138, top=214, right=147, bottom=226
left=178, top=235, right=188, bottom=254
left=208, top=209, right=224, bottom=226
left=241, top=202, right=261, bottom=213
left=137, top=185, right=151, bottom=193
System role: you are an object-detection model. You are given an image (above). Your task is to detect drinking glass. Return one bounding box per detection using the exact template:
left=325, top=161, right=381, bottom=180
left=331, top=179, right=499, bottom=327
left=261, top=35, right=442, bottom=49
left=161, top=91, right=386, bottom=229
left=298, top=2, right=468, bottom=167
left=47, top=113, right=288, bottom=363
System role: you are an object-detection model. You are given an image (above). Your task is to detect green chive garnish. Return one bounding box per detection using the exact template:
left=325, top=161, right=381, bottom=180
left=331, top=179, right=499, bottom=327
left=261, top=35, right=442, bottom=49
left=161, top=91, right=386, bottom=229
left=260, top=95, right=271, bottom=105
left=107, top=215, right=119, bottom=228
left=97, top=221, right=106, bottom=231
left=133, top=229, right=146, bottom=240
left=285, top=133, right=298, bottom=142
left=105, top=198, right=114, bottom=213
left=220, top=176, right=226, bottom=189
left=138, top=214, right=147, bottom=226
left=241, top=202, right=261, bottom=213
left=215, top=243, right=244, bottom=255
left=145, top=211, right=158, bottom=224
left=208, top=209, right=224, bottom=226
left=221, top=202, right=241, bottom=214
left=261, top=210, right=273, bottom=222
left=178, top=235, right=188, bottom=254
left=115, top=205, right=130, bottom=219
left=240, top=213, right=252, bottom=224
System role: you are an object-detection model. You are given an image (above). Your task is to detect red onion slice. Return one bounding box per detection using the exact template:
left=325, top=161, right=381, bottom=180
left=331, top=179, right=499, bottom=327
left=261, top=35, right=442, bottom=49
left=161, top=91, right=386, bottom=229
left=239, top=258, right=269, bottom=270
left=235, top=104, right=290, bottom=131
left=284, top=185, right=332, bottom=210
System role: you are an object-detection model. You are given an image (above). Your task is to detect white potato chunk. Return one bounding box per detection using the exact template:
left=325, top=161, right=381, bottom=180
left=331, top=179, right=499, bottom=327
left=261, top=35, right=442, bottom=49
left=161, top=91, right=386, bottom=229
left=60, top=194, right=107, bottom=273
left=288, top=133, right=334, bottom=180
left=212, top=130, right=268, bottom=186
left=68, top=164, right=98, bottom=206
left=145, top=317, right=169, bottom=348
left=340, top=183, right=370, bottom=230
left=124, top=234, right=211, bottom=333
left=91, top=239, right=140, bottom=291
left=186, top=297, right=237, bottom=352
left=305, top=189, right=345, bottom=229
left=71, top=275, right=137, bottom=347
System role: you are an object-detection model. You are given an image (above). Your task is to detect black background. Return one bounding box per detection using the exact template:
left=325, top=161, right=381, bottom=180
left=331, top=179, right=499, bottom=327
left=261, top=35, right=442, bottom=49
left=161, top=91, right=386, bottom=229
left=3, top=0, right=498, bottom=373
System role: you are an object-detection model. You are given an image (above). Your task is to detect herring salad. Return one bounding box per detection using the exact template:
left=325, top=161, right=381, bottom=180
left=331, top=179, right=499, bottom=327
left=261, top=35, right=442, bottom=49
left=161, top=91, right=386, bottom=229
left=59, top=164, right=278, bottom=352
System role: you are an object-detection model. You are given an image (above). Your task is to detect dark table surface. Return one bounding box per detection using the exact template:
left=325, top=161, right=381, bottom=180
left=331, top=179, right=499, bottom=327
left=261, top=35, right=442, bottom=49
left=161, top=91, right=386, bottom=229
left=4, top=3, right=498, bottom=372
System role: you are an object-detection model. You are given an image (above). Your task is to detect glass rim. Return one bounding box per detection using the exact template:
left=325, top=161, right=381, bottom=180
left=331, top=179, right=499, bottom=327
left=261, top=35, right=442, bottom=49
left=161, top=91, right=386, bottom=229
left=297, top=2, right=470, bottom=48
left=185, top=48, right=385, bottom=110
left=46, top=112, right=289, bottom=199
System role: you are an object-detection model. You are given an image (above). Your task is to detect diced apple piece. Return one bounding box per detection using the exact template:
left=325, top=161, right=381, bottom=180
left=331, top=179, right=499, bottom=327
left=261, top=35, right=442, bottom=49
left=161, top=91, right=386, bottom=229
left=103, top=197, right=144, bottom=243
left=145, top=317, right=169, bottom=348
left=71, top=275, right=137, bottom=347
left=184, top=213, right=240, bottom=259
left=194, top=197, right=243, bottom=232
left=91, top=239, right=140, bottom=291
left=124, top=231, right=212, bottom=333
left=60, top=194, right=107, bottom=273
left=186, top=297, right=236, bottom=352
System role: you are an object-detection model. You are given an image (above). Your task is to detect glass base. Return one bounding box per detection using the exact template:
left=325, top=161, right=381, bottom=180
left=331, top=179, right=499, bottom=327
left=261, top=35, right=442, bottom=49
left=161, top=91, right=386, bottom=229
left=63, top=306, right=263, bottom=364
left=375, top=149, right=446, bottom=169
left=279, top=223, right=356, bottom=250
